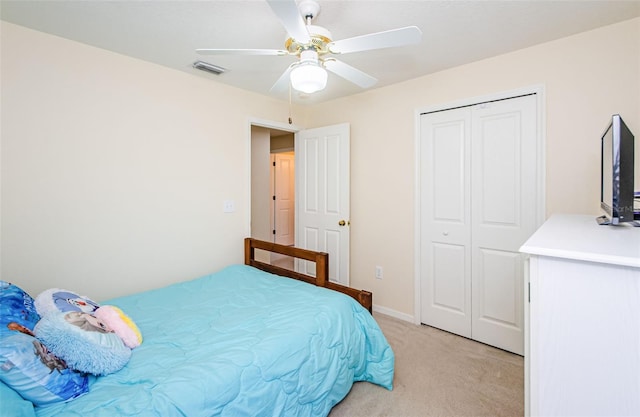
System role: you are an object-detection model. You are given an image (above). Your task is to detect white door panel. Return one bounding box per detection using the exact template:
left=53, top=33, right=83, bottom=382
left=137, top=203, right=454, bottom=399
left=471, top=98, right=538, bottom=249
left=471, top=96, right=537, bottom=355
left=296, top=123, right=350, bottom=285
left=474, top=248, right=521, bottom=326
left=273, top=153, right=295, bottom=246
left=420, top=108, right=472, bottom=336
left=429, top=242, right=471, bottom=337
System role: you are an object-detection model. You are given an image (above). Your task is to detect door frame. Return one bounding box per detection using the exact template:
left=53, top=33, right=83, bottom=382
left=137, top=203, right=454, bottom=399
left=413, top=85, right=546, bottom=326
left=247, top=118, right=301, bottom=239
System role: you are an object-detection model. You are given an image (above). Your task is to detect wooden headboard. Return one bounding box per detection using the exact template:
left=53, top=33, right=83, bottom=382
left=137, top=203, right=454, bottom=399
left=244, top=238, right=373, bottom=313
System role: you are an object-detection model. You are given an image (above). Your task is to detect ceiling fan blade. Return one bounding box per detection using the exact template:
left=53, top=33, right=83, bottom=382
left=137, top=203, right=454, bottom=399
left=266, top=0, right=311, bottom=44
left=329, top=26, right=422, bottom=54
left=324, top=59, right=377, bottom=89
left=270, top=64, right=295, bottom=93
left=196, top=48, right=288, bottom=56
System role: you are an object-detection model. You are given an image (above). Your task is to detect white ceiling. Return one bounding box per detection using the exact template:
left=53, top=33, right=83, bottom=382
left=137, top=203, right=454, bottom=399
left=2, top=0, right=639, bottom=105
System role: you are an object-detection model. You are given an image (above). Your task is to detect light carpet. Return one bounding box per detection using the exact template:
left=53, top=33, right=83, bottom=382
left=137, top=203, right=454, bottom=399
left=330, top=313, right=524, bottom=417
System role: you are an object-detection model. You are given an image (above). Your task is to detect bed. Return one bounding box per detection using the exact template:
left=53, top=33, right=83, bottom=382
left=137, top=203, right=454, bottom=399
left=1, top=238, right=394, bottom=417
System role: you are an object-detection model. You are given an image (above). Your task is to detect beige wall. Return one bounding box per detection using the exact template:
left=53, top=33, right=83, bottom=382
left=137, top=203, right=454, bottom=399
left=271, top=133, right=294, bottom=151
left=305, top=18, right=639, bottom=319
left=1, top=18, right=638, bottom=319
left=0, top=22, right=298, bottom=300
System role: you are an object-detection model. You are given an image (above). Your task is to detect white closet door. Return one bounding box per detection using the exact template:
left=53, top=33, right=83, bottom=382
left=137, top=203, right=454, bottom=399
left=470, top=96, right=537, bottom=355
left=420, top=94, right=538, bottom=355
left=420, top=107, right=472, bottom=338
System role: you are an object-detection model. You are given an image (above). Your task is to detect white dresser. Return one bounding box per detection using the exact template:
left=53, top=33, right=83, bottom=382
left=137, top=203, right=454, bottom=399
left=520, top=214, right=640, bottom=417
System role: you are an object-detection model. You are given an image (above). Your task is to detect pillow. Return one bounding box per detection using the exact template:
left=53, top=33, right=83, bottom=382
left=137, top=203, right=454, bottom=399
left=0, top=332, right=89, bottom=405
left=35, top=312, right=131, bottom=376
left=94, top=305, right=143, bottom=348
left=1, top=281, right=89, bottom=406
left=35, top=288, right=100, bottom=317
left=0, top=281, right=40, bottom=332
left=0, top=380, right=37, bottom=417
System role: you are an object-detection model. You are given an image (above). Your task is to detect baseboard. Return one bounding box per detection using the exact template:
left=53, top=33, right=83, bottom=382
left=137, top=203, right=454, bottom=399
left=372, top=305, right=414, bottom=323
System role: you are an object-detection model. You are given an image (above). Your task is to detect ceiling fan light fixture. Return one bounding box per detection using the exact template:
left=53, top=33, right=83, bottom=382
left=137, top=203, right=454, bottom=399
left=290, top=49, right=327, bottom=94
left=196, top=0, right=422, bottom=97
left=290, top=62, right=327, bottom=94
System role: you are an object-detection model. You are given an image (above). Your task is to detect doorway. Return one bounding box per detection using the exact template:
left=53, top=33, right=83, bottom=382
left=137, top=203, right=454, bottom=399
left=271, top=150, right=295, bottom=247
left=249, top=121, right=352, bottom=284
left=250, top=124, right=296, bottom=266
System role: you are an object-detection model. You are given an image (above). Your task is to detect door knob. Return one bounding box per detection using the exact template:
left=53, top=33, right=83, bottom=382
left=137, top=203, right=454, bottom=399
left=338, top=220, right=348, bottom=226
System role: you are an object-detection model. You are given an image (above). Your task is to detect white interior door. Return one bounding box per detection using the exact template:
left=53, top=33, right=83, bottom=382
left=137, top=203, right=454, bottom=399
left=470, top=96, right=537, bottom=355
left=419, top=94, right=538, bottom=355
left=296, top=123, right=350, bottom=285
left=272, top=152, right=295, bottom=246
left=420, top=107, right=472, bottom=338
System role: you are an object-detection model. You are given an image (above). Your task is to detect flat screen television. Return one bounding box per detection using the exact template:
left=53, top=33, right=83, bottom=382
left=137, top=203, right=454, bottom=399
left=597, top=114, right=637, bottom=225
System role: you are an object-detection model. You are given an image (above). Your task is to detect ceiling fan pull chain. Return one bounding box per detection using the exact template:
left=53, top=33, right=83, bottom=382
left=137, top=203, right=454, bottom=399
left=288, top=83, right=293, bottom=125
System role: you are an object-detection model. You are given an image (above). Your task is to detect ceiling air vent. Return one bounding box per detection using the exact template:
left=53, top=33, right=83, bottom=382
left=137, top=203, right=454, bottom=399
left=193, top=61, right=226, bottom=75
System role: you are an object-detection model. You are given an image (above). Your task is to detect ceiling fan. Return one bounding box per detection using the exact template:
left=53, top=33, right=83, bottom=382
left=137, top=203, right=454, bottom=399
left=196, top=0, right=422, bottom=94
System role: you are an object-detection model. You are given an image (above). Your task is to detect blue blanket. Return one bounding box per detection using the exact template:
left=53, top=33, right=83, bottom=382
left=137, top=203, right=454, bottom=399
left=35, top=265, right=394, bottom=417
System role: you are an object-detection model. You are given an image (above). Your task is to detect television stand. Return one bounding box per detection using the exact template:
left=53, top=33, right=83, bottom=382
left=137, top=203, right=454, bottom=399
left=521, top=214, right=640, bottom=417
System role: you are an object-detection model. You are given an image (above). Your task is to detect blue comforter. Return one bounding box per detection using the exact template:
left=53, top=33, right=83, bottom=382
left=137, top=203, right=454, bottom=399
left=35, top=265, right=394, bottom=417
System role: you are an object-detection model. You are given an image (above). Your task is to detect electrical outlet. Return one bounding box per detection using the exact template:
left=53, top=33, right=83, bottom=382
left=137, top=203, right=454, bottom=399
left=223, top=200, right=235, bottom=213
left=375, top=266, right=383, bottom=280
